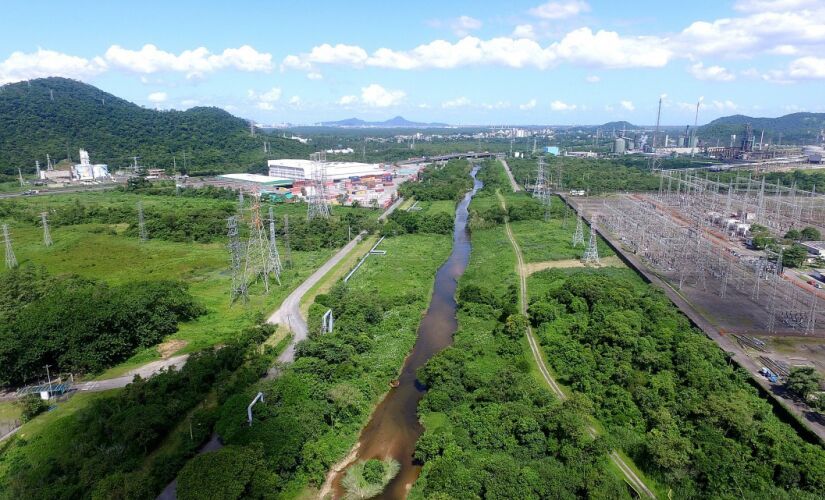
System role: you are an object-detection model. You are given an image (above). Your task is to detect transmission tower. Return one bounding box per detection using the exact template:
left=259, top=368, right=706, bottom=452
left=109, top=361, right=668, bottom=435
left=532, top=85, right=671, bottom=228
left=243, top=197, right=274, bottom=293
left=41, top=212, right=52, bottom=247
left=3, top=224, right=17, bottom=269
left=137, top=201, right=147, bottom=242
left=572, top=215, right=585, bottom=247
left=238, top=190, right=245, bottom=210
left=582, top=223, right=600, bottom=265
left=535, top=157, right=550, bottom=220
left=227, top=215, right=247, bottom=303
left=307, top=152, right=331, bottom=220
left=267, top=206, right=283, bottom=285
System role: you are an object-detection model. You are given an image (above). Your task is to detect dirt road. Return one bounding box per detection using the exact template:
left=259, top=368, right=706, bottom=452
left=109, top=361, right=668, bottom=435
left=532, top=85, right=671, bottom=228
left=497, top=190, right=657, bottom=499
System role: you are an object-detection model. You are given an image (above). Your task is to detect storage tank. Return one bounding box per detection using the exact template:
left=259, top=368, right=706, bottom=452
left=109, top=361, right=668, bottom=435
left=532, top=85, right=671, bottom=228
left=613, top=138, right=625, bottom=154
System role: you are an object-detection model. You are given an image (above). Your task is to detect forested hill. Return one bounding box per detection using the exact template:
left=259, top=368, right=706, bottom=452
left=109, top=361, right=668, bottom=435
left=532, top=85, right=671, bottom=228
left=0, top=77, right=310, bottom=175
left=700, top=112, right=825, bottom=144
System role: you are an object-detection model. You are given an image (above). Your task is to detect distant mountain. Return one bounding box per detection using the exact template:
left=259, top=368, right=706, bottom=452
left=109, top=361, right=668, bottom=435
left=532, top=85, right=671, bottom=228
left=0, top=77, right=310, bottom=175
left=318, top=116, right=449, bottom=128
left=599, top=121, right=639, bottom=130
left=699, top=112, right=825, bottom=144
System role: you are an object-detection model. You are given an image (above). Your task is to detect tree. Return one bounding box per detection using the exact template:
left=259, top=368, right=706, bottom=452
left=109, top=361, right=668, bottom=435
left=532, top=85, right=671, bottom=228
left=786, top=367, right=821, bottom=400
left=801, top=227, right=822, bottom=242
left=16, top=394, right=48, bottom=422
left=782, top=244, right=810, bottom=268
left=784, top=229, right=801, bottom=241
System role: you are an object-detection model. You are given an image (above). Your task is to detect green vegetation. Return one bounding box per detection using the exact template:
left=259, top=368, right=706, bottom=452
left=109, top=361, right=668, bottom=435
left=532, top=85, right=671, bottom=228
left=15, top=396, right=47, bottom=423
left=397, top=159, right=473, bottom=202
left=528, top=268, right=825, bottom=498
left=176, top=444, right=278, bottom=500
left=341, top=458, right=400, bottom=500
left=0, top=266, right=203, bottom=386
left=176, top=233, right=452, bottom=497
left=411, top=216, right=626, bottom=498
left=0, top=322, right=278, bottom=499
left=508, top=156, right=660, bottom=194
left=0, top=77, right=309, bottom=175
left=700, top=112, right=825, bottom=145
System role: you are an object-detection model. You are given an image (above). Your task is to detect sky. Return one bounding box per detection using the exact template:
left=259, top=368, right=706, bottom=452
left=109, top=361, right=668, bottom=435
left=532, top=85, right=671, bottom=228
left=1, top=0, right=824, bottom=125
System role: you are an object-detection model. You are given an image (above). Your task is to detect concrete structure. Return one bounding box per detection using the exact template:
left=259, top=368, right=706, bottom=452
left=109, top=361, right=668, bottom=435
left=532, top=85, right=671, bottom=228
left=544, top=146, right=560, bottom=156
left=71, top=149, right=110, bottom=181
left=267, top=159, right=387, bottom=182
left=801, top=241, right=825, bottom=258
left=219, top=173, right=293, bottom=187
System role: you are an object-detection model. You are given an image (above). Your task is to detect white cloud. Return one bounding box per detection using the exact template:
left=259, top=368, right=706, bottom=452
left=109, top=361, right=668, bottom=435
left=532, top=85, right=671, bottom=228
left=550, top=100, right=576, bottom=111
left=512, top=24, right=537, bottom=40
left=105, top=44, right=272, bottom=78
left=180, top=99, right=199, bottom=108
left=147, top=91, right=167, bottom=103
left=519, top=99, right=537, bottom=110
left=529, top=1, right=590, bottom=20
left=604, top=104, right=614, bottom=112
left=257, top=102, right=274, bottom=110
left=689, top=61, right=735, bottom=81
left=283, top=28, right=670, bottom=72
left=442, top=96, right=471, bottom=108
left=585, top=75, right=600, bottom=83
left=620, top=100, right=635, bottom=111
left=0, top=48, right=106, bottom=84
left=733, top=0, right=820, bottom=11
left=307, top=71, right=323, bottom=80
left=451, top=16, right=483, bottom=37
left=338, top=94, right=358, bottom=105
left=289, top=96, right=301, bottom=106
left=248, top=87, right=282, bottom=102
left=481, top=101, right=510, bottom=110
left=360, top=83, right=405, bottom=107
left=769, top=44, right=799, bottom=55
left=787, top=56, right=825, bottom=79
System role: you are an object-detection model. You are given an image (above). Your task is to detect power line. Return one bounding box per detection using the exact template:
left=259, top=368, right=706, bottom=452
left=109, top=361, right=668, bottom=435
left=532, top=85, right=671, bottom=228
left=137, top=201, right=147, bottom=243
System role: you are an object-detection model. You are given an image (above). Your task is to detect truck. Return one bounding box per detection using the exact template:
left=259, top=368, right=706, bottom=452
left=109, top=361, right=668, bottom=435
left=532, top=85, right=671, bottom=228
left=759, top=367, right=779, bottom=383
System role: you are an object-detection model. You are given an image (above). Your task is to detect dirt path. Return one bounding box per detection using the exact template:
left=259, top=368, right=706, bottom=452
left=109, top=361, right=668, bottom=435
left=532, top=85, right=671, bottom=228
left=523, top=255, right=624, bottom=274
left=500, top=159, right=521, bottom=192
left=496, top=190, right=657, bottom=499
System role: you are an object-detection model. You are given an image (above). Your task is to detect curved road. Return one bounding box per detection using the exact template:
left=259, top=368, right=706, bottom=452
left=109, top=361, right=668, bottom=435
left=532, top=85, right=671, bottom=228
left=497, top=189, right=656, bottom=499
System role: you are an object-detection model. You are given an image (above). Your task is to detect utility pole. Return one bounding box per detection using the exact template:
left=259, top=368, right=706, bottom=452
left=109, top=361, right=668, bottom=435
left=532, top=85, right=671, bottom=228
left=283, top=214, right=293, bottom=268
left=45, top=364, right=53, bottom=393
left=268, top=206, right=282, bottom=285
left=35, top=160, right=41, bottom=179
left=690, top=97, right=702, bottom=158
left=17, top=168, right=24, bottom=187
left=652, top=96, right=663, bottom=151
left=572, top=215, right=585, bottom=247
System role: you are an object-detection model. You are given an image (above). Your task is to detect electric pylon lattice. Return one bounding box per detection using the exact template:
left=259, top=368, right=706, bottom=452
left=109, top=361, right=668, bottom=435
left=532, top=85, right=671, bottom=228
left=307, top=152, right=331, bottom=220
left=582, top=223, right=600, bottom=265
left=41, top=212, right=52, bottom=247
left=227, top=215, right=247, bottom=303
left=572, top=215, right=585, bottom=247
left=3, top=224, right=17, bottom=269
left=267, top=206, right=283, bottom=285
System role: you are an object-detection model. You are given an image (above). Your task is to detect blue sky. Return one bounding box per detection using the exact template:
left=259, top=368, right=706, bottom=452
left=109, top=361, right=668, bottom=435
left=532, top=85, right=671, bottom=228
left=1, top=0, right=824, bottom=125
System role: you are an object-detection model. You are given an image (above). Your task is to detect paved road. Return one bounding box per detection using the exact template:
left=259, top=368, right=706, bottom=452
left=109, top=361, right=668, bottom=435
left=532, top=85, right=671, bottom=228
left=75, top=355, right=190, bottom=392
left=497, top=190, right=656, bottom=499
left=267, top=232, right=366, bottom=368
left=500, top=159, right=522, bottom=192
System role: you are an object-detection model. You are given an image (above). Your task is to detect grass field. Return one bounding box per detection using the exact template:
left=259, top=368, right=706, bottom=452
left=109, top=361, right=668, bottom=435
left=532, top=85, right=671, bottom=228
left=415, top=200, right=455, bottom=216
left=1, top=189, right=378, bottom=378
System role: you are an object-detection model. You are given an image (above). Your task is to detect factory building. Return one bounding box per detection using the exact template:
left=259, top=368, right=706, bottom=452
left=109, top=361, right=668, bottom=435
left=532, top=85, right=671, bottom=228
left=71, top=150, right=110, bottom=181
left=267, top=159, right=389, bottom=182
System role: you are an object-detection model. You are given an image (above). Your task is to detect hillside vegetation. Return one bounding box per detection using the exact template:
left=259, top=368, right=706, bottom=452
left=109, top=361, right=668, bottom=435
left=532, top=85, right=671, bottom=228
left=700, top=112, right=825, bottom=144
left=0, top=77, right=309, bottom=175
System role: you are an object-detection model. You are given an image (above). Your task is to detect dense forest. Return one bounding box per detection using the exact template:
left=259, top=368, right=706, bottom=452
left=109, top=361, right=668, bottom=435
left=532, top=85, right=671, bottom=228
left=508, top=156, right=660, bottom=194
left=0, top=77, right=309, bottom=175
left=529, top=268, right=825, bottom=498
left=0, top=266, right=204, bottom=386
left=0, top=321, right=277, bottom=499
left=397, top=159, right=474, bottom=201
left=700, top=112, right=825, bottom=145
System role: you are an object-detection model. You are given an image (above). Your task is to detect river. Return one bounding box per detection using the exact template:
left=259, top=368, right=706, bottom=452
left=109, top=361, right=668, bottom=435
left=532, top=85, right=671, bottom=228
left=330, top=166, right=482, bottom=499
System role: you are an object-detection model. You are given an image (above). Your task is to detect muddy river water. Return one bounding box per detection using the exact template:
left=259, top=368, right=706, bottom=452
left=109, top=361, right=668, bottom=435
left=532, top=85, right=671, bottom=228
left=331, top=167, right=482, bottom=499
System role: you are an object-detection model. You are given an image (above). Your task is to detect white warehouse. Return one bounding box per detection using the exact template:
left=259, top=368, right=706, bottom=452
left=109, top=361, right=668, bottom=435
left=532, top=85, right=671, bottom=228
left=267, top=159, right=387, bottom=182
